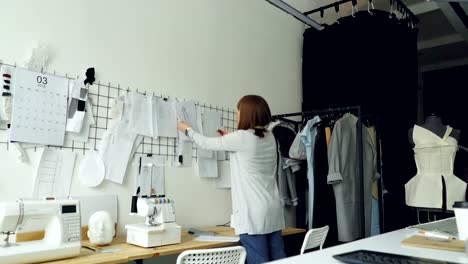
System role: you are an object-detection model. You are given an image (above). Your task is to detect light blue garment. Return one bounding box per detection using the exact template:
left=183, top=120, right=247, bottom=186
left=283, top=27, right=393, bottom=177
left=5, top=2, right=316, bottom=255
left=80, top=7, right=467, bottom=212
left=371, top=197, right=380, bottom=236
left=300, top=116, right=321, bottom=230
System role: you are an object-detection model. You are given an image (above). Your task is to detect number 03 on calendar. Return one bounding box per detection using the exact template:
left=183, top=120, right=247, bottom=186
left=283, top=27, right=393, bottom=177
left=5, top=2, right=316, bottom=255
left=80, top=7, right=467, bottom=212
left=9, top=68, right=69, bottom=146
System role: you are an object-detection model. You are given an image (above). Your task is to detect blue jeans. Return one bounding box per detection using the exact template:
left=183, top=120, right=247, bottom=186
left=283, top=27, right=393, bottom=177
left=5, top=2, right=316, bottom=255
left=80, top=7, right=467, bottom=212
left=239, top=230, right=287, bottom=264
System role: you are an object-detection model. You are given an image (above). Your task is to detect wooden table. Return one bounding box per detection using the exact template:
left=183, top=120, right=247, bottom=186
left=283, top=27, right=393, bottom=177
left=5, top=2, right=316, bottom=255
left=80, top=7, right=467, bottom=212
left=42, top=226, right=305, bottom=264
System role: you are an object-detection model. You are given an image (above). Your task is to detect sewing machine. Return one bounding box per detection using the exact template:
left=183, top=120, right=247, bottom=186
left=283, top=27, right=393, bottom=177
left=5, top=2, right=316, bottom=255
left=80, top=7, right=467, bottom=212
left=125, top=197, right=181, bottom=247
left=0, top=199, right=81, bottom=264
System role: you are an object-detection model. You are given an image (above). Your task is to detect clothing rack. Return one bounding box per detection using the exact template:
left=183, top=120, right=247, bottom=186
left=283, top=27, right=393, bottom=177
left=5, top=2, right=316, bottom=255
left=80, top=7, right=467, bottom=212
left=273, top=106, right=361, bottom=119
left=303, top=0, right=419, bottom=26
left=273, top=106, right=362, bottom=131
left=272, top=105, right=366, bottom=239
left=304, top=0, right=357, bottom=16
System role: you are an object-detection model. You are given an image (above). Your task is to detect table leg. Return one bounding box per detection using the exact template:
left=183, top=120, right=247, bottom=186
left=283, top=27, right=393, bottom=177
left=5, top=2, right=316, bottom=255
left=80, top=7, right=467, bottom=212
left=135, top=259, right=143, bottom=264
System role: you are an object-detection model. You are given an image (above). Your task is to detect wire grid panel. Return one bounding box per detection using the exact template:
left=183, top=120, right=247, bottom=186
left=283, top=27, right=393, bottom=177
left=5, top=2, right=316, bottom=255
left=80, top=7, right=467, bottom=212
left=0, top=63, right=237, bottom=160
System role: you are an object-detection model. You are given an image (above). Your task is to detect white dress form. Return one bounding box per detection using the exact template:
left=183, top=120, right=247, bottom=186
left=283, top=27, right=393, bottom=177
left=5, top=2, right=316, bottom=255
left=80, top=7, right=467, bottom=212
left=405, top=125, right=467, bottom=210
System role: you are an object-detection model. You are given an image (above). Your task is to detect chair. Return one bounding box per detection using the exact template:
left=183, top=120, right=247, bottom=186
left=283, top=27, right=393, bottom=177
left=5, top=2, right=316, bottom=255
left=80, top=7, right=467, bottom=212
left=176, top=246, right=247, bottom=264
left=300, top=225, right=329, bottom=254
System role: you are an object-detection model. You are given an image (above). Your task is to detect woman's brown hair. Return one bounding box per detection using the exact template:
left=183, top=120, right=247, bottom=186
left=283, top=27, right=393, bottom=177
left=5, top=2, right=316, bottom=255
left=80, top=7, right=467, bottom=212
left=237, top=95, right=272, bottom=138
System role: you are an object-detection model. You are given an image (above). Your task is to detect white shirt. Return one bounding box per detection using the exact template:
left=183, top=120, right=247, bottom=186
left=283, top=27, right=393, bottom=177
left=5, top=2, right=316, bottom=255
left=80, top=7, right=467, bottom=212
left=188, top=128, right=285, bottom=235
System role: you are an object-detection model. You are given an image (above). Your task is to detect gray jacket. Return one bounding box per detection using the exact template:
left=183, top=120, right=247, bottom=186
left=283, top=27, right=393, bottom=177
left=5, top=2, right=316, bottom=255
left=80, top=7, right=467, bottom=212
left=271, top=122, right=300, bottom=207
left=327, top=114, right=379, bottom=242
left=277, top=151, right=300, bottom=206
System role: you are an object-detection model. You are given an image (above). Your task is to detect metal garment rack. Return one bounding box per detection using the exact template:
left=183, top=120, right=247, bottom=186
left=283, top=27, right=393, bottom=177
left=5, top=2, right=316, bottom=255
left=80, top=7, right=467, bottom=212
left=272, top=105, right=367, bottom=239
left=265, top=0, right=418, bottom=30
left=304, top=0, right=419, bottom=25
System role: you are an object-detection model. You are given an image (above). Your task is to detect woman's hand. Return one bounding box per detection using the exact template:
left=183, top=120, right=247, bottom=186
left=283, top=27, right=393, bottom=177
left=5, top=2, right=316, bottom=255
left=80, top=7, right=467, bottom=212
left=178, top=121, right=190, bottom=132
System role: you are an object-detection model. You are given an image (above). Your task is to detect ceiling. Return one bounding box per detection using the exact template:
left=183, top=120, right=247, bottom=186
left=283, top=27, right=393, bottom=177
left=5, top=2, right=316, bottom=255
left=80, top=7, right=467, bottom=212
left=409, top=0, right=468, bottom=70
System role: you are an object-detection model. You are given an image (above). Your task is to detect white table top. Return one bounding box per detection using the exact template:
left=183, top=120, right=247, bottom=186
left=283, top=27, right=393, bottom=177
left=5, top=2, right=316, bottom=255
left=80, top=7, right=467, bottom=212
left=271, top=229, right=468, bottom=263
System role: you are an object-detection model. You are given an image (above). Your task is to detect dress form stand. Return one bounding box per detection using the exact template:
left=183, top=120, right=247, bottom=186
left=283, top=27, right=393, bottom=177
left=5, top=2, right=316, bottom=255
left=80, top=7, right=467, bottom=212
left=407, top=114, right=462, bottom=224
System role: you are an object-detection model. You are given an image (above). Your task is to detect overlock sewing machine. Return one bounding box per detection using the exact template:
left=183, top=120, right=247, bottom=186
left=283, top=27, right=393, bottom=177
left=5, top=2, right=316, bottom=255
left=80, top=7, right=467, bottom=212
left=0, top=199, right=81, bottom=264
left=125, top=197, right=181, bottom=247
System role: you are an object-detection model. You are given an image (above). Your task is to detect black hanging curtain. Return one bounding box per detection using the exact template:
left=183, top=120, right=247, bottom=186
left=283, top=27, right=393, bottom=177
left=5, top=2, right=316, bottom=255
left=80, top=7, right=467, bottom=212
left=302, top=10, right=419, bottom=232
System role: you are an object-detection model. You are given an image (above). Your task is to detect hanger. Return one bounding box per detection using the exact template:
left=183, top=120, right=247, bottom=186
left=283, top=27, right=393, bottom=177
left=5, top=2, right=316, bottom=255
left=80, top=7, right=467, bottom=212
left=397, top=5, right=405, bottom=22
left=368, top=0, right=375, bottom=15
left=389, top=0, right=393, bottom=18
left=278, top=120, right=296, bottom=131
left=363, top=115, right=371, bottom=127
left=408, top=12, right=417, bottom=29
left=314, top=114, right=327, bottom=127
left=329, top=108, right=337, bottom=127
left=388, top=0, right=398, bottom=20
left=351, top=0, right=358, bottom=17
left=335, top=3, right=341, bottom=24
left=302, top=114, right=308, bottom=127
left=338, top=107, right=345, bottom=118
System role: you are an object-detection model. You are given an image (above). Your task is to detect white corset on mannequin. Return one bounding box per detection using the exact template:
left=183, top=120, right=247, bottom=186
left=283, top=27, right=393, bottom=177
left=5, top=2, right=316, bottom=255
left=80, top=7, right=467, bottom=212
left=405, top=125, right=467, bottom=210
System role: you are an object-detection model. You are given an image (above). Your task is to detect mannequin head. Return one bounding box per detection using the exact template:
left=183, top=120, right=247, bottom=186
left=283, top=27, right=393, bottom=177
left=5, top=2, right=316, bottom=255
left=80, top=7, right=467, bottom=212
left=423, top=113, right=445, bottom=132
left=87, top=211, right=115, bottom=245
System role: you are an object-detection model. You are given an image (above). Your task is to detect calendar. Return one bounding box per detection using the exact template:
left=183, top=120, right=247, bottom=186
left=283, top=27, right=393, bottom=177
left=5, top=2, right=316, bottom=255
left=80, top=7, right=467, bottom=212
left=9, top=68, right=69, bottom=146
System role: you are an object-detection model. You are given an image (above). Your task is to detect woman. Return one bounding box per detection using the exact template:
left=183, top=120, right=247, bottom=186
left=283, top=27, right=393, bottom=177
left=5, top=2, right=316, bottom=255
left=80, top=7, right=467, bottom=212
left=178, top=95, right=286, bottom=263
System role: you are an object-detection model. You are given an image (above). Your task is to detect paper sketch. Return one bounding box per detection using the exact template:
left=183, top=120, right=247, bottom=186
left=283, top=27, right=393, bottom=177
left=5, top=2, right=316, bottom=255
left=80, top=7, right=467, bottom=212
left=198, top=110, right=222, bottom=158
left=154, top=97, right=178, bottom=138
left=216, top=161, right=231, bottom=189
left=137, top=155, right=165, bottom=196
left=175, top=101, right=199, bottom=141
left=125, top=92, right=156, bottom=138
left=197, top=155, right=219, bottom=178
left=33, top=148, right=76, bottom=198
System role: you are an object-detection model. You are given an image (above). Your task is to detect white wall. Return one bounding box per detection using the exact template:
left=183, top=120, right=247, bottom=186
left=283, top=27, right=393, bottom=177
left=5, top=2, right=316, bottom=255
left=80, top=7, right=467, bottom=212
left=0, top=0, right=312, bottom=258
